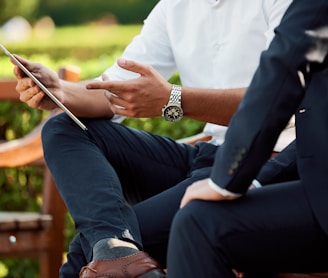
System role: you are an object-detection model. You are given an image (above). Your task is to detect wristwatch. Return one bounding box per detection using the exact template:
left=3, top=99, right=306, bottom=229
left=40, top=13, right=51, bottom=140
left=162, top=84, right=183, bottom=122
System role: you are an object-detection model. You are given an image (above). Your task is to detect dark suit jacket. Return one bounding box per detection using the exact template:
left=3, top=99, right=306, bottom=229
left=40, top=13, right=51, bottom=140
left=210, top=0, right=328, bottom=235
left=256, top=140, right=298, bottom=185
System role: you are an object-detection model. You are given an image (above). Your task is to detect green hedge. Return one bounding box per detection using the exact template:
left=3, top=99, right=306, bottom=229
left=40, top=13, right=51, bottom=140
left=38, top=0, right=159, bottom=25
left=0, top=0, right=159, bottom=26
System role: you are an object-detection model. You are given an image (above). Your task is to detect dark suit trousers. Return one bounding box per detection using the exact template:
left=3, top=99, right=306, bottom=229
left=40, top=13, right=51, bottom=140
left=41, top=113, right=217, bottom=277
left=167, top=0, right=328, bottom=276
left=167, top=181, right=328, bottom=277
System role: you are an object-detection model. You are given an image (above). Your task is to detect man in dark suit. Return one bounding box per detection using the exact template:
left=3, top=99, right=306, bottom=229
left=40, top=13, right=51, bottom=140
left=166, top=0, right=328, bottom=276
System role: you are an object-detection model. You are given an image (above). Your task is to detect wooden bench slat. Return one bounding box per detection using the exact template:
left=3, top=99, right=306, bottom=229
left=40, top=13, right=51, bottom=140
left=0, top=79, right=19, bottom=100
left=0, top=212, right=52, bottom=231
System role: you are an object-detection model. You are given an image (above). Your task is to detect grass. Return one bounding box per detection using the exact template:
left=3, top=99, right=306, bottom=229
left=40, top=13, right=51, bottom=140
left=38, top=25, right=142, bottom=48
left=0, top=24, right=142, bottom=49
left=0, top=24, right=142, bottom=79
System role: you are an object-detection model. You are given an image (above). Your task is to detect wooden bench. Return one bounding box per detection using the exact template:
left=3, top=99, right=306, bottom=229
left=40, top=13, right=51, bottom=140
left=0, top=66, right=80, bottom=278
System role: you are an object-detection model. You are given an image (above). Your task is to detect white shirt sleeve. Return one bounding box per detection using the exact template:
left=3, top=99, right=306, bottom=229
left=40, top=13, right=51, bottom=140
left=96, top=0, right=177, bottom=123
left=102, top=0, right=176, bottom=82
left=251, top=179, right=262, bottom=188
left=264, top=0, right=293, bottom=46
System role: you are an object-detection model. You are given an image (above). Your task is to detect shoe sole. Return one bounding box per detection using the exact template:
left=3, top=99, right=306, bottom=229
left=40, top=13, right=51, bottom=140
left=138, top=269, right=166, bottom=278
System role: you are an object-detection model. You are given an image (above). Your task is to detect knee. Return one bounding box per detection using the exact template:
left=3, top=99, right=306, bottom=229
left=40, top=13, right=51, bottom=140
left=42, top=113, right=81, bottom=147
left=42, top=113, right=68, bottom=139
left=41, top=113, right=83, bottom=159
left=171, top=200, right=230, bottom=240
left=171, top=201, right=202, bottom=237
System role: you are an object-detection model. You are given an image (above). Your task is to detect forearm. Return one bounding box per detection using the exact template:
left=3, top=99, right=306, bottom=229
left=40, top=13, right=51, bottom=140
left=60, top=79, right=114, bottom=118
left=181, top=87, right=246, bottom=126
left=85, top=59, right=246, bottom=122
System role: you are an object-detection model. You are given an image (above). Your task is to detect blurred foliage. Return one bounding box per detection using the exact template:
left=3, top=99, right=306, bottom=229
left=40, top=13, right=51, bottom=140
left=0, top=166, right=43, bottom=211
left=0, top=0, right=39, bottom=24
left=0, top=0, right=159, bottom=26
left=0, top=259, right=38, bottom=278
left=38, top=0, right=159, bottom=25
left=0, top=24, right=205, bottom=277
left=0, top=25, right=143, bottom=79
left=0, top=25, right=143, bottom=65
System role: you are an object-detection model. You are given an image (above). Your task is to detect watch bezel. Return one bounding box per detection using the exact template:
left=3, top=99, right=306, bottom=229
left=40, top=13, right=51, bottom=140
left=162, top=104, right=184, bottom=122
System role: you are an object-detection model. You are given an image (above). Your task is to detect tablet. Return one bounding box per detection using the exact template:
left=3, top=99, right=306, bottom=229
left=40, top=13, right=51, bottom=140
left=0, top=43, right=87, bottom=131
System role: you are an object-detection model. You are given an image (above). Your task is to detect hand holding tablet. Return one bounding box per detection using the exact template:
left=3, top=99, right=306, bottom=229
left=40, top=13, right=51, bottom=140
left=0, top=43, right=87, bottom=131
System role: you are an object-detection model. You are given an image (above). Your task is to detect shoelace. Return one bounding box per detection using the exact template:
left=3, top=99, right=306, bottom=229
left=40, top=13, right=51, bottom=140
left=79, top=265, right=97, bottom=277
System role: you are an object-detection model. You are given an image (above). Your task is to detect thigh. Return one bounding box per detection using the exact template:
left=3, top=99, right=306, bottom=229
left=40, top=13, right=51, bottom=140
left=133, top=167, right=213, bottom=266
left=86, top=118, right=199, bottom=203
left=181, top=181, right=328, bottom=273
left=45, top=114, right=197, bottom=203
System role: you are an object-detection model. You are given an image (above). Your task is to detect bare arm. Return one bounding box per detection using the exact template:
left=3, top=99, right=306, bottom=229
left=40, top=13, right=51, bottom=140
left=59, top=79, right=113, bottom=118
left=13, top=55, right=114, bottom=118
left=14, top=56, right=245, bottom=123
left=181, top=86, right=245, bottom=126
left=87, top=58, right=246, bottom=125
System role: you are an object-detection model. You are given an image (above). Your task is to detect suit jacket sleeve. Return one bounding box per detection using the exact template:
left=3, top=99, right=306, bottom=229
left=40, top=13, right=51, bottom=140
left=255, top=140, right=299, bottom=185
left=210, top=0, right=328, bottom=194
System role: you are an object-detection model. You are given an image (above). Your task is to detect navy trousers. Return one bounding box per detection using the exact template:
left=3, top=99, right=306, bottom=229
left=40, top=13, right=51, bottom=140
left=167, top=181, right=328, bottom=277
left=166, top=0, right=328, bottom=276
left=41, top=113, right=217, bottom=277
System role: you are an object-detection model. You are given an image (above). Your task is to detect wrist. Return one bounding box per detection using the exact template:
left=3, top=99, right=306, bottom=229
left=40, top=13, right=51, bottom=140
left=162, top=84, right=183, bottom=122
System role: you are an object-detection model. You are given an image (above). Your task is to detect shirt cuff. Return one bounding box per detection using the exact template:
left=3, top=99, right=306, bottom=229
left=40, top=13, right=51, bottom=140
left=251, top=179, right=262, bottom=188
left=208, top=179, right=242, bottom=197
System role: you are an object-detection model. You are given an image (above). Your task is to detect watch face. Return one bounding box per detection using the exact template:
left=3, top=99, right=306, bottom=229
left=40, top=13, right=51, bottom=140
left=163, top=105, right=183, bottom=122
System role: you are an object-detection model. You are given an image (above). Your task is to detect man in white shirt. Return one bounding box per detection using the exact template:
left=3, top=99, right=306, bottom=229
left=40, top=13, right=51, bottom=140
left=13, top=0, right=292, bottom=277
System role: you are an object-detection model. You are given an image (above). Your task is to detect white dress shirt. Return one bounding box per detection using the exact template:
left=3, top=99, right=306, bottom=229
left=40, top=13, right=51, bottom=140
left=102, top=0, right=294, bottom=151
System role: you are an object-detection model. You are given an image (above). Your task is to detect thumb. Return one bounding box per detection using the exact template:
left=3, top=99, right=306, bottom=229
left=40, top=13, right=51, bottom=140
left=116, top=58, right=150, bottom=76
left=12, top=54, right=39, bottom=73
left=12, top=54, right=31, bottom=68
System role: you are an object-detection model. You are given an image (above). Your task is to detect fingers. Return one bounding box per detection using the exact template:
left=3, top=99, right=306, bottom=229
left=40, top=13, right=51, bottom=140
left=24, top=91, right=46, bottom=109
left=232, top=269, right=244, bottom=278
left=13, top=65, right=25, bottom=79
left=86, top=79, right=136, bottom=95
left=86, top=58, right=153, bottom=92
left=86, top=80, right=112, bottom=90
left=102, top=74, right=110, bottom=81
left=15, top=75, right=44, bottom=108
left=12, top=54, right=36, bottom=70
left=15, top=75, right=35, bottom=92
left=117, top=57, right=151, bottom=76
left=13, top=61, right=29, bottom=80
left=18, top=83, right=45, bottom=109
left=19, top=85, right=43, bottom=103
left=104, top=90, right=125, bottom=109
left=12, top=55, right=39, bottom=79
left=180, top=185, right=195, bottom=208
left=103, top=90, right=136, bottom=117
